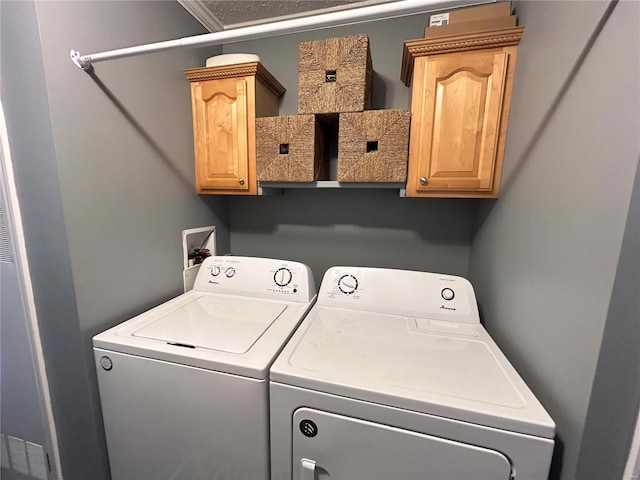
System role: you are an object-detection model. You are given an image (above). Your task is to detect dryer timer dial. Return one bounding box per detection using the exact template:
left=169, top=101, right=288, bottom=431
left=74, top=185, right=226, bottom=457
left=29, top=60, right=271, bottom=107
left=338, top=274, right=358, bottom=294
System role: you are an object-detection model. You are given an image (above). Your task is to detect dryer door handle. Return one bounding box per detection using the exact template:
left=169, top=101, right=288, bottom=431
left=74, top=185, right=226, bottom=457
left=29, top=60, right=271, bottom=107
left=300, top=458, right=317, bottom=480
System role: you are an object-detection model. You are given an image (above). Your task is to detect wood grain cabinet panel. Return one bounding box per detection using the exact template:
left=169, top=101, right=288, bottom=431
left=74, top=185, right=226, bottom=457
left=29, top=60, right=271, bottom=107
left=193, top=77, right=249, bottom=191
left=186, top=62, right=285, bottom=195
left=402, top=27, right=524, bottom=198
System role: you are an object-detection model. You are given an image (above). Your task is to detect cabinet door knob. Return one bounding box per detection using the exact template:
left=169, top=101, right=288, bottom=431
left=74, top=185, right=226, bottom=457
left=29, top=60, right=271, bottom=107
left=238, top=177, right=245, bottom=185
left=420, top=177, right=428, bottom=186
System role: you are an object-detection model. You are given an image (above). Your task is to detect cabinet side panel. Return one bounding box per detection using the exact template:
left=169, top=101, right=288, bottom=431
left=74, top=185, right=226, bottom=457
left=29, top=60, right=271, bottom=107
left=490, top=46, right=519, bottom=197
left=255, top=79, right=281, bottom=118
left=406, top=57, right=430, bottom=197
left=245, top=76, right=258, bottom=195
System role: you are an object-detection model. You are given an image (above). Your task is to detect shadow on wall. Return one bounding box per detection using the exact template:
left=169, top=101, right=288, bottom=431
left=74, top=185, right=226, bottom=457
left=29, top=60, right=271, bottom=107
left=231, top=189, right=475, bottom=243
left=229, top=188, right=477, bottom=283
left=86, top=68, right=196, bottom=194
left=472, top=1, right=618, bottom=239
left=371, top=71, right=388, bottom=110
left=84, top=67, right=231, bottom=256
left=549, top=436, right=565, bottom=480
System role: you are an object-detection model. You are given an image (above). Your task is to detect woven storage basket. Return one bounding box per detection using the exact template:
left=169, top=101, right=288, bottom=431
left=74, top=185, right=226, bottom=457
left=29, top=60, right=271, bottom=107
left=338, top=109, right=411, bottom=182
left=256, top=115, right=327, bottom=182
left=298, top=34, right=373, bottom=115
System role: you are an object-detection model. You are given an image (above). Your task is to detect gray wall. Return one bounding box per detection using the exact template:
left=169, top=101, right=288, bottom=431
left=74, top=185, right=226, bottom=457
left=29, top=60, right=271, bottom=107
left=576, top=159, right=640, bottom=479
left=2, top=1, right=228, bottom=478
left=1, top=167, right=49, bottom=473
left=224, top=15, right=478, bottom=284
left=468, top=1, right=640, bottom=479
left=3, top=2, right=638, bottom=480
left=2, top=1, right=98, bottom=477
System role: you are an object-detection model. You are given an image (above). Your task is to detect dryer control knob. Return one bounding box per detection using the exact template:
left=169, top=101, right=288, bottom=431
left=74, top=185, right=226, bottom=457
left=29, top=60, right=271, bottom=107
left=338, top=274, right=358, bottom=295
left=441, top=287, right=455, bottom=301
left=225, top=267, right=236, bottom=278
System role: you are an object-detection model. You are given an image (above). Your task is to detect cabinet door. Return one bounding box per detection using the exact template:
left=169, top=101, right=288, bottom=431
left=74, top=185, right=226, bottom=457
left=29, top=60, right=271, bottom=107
left=192, top=78, right=250, bottom=192
left=408, top=51, right=508, bottom=196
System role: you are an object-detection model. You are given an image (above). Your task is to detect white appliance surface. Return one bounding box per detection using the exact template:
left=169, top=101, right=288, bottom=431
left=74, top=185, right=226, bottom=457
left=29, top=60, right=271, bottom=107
left=271, top=266, right=556, bottom=437
left=94, top=255, right=316, bottom=379
left=288, top=307, right=524, bottom=407
left=133, top=295, right=287, bottom=353
left=270, top=266, right=556, bottom=480
left=94, top=256, right=316, bottom=480
left=293, top=408, right=513, bottom=480
left=95, top=349, right=269, bottom=480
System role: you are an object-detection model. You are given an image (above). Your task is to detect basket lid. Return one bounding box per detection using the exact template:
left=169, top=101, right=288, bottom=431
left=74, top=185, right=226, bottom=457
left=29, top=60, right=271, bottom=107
left=205, top=53, right=260, bottom=68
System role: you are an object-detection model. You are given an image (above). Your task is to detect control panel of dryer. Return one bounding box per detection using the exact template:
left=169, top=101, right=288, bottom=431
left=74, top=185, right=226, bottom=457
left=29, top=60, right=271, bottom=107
left=192, top=256, right=315, bottom=302
left=317, top=267, right=479, bottom=324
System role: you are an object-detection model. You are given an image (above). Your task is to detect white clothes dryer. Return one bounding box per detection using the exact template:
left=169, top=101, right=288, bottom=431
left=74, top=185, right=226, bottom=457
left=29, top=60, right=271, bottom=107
left=93, top=256, right=315, bottom=480
left=270, top=266, right=555, bottom=480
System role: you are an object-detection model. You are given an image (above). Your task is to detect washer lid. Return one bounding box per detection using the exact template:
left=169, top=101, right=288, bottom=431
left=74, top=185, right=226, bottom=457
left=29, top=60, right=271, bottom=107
left=271, top=306, right=556, bottom=438
left=133, top=296, right=287, bottom=353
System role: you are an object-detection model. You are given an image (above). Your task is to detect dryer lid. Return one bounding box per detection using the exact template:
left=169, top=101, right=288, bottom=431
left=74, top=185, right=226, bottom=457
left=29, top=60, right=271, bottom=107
left=271, top=306, right=556, bottom=438
left=286, top=308, right=523, bottom=407
left=133, top=295, right=287, bottom=353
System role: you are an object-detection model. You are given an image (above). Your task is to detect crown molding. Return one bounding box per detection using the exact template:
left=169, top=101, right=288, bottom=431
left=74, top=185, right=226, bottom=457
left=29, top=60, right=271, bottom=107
left=185, top=62, right=286, bottom=97
left=177, top=0, right=224, bottom=32
left=401, top=26, right=524, bottom=85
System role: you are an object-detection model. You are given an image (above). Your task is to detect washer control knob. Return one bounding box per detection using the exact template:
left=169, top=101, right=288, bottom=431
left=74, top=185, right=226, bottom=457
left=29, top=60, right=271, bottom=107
left=274, top=267, right=292, bottom=287
left=210, top=265, right=221, bottom=276
left=225, top=267, right=236, bottom=278
left=441, top=287, right=455, bottom=301
left=338, top=274, right=358, bottom=295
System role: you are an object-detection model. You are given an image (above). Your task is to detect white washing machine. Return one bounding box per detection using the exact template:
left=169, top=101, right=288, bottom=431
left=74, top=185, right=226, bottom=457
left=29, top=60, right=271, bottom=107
left=270, top=266, right=555, bottom=480
left=93, top=256, right=316, bottom=480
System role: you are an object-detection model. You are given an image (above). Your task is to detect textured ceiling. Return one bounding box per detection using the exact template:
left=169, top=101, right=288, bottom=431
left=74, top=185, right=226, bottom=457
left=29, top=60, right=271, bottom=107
left=183, top=0, right=400, bottom=29
left=206, top=1, right=361, bottom=25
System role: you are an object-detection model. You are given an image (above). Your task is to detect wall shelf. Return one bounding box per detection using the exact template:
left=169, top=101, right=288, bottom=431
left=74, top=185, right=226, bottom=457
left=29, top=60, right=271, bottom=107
left=258, top=181, right=406, bottom=196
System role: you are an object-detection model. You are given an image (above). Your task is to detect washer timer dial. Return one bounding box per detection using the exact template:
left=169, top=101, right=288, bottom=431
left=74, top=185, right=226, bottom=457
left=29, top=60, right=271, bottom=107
left=274, top=267, right=293, bottom=287
left=209, top=265, right=221, bottom=277
left=338, top=274, right=358, bottom=295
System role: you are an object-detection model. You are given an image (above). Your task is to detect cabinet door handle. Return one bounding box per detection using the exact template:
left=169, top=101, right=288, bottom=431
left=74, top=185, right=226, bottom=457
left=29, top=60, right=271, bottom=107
left=300, top=458, right=316, bottom=480
left=420, top=177, right=428, bottom=186
left=238, top=177, right=245, bottom=185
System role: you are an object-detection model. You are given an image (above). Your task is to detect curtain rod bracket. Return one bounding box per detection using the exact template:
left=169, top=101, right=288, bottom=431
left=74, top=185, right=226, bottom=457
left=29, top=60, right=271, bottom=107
left=70, top=50, right=91, bottom=70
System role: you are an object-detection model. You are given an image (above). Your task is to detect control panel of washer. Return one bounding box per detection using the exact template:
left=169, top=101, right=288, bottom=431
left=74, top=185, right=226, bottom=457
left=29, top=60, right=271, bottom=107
left=192, top=256, right=315, bottom=302
left=318, top=266, right=479, bottom=324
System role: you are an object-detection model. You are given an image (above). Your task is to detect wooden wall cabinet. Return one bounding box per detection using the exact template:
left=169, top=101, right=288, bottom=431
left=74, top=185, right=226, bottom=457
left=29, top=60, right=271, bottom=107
left=401, top=27, right=524, bottom=198
left=185, top=62, right=285, bottom=195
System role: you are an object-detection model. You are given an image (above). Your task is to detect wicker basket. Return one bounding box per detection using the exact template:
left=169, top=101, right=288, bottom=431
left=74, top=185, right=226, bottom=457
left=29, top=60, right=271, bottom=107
left=298, top=34, right=373, bottom=115
left=256, top=115, right=327, bottom=182
left=338, top=109, right=411, bottom=182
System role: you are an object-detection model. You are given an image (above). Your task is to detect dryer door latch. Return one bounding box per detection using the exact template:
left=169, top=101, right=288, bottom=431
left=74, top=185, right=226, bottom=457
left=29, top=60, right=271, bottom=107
left=300, top=458, right=316, bottom=480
